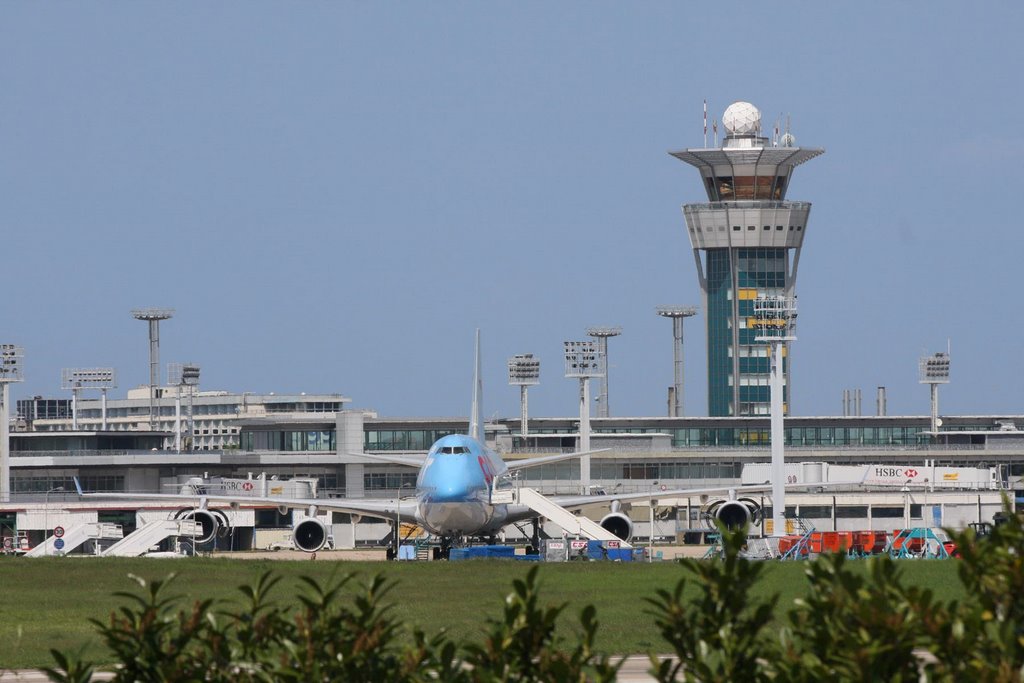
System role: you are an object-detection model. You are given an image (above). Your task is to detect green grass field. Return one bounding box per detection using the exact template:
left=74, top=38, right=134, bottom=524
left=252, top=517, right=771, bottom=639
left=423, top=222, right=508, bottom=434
left=0, top=555, right=965, bottom=670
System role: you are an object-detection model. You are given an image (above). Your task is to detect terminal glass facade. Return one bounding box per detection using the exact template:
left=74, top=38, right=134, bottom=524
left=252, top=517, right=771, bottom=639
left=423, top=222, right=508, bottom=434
left=241, top=430, right=337, bottom=452
left=364, top=470, right=418, bottom=492
left=364, top=429, right=460, bottom=451
left=14, top=474, right=125, bottom=492
left=579, top=425, right=928, bottom=447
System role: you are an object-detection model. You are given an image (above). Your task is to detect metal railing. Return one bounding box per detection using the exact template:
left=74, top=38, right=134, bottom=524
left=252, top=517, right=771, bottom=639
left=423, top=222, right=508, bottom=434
left=505, top=443, right=986, bottom=455
left=683, top=201, right=812, bottom=212
left=12, top=449, right=227, bottom=458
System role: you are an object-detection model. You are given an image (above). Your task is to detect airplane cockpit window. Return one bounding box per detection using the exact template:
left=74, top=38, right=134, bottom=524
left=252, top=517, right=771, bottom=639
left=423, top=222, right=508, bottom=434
left=439, top=446, right=470, bottom=454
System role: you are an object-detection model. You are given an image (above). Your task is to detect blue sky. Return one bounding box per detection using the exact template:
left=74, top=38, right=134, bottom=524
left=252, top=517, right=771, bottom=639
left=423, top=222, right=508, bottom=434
left=2, top=3, right=1022, bottom=420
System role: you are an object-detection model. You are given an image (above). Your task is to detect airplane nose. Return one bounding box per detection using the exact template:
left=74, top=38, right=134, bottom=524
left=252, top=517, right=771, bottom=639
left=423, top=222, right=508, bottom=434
left=423, top=455, right=483, bottom=502
left=434, top=481, right=469, bottom=502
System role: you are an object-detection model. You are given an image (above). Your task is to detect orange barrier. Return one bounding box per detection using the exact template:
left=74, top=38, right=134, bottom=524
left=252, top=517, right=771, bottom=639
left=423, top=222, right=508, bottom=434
left=777, top=535, right=805, bottom=556
left=852, top=530, right=887, bottom=554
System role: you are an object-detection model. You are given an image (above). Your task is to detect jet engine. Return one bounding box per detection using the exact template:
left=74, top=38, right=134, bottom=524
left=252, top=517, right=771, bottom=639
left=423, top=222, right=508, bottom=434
left=174, top=508, right=229, bottom=544
left=293, top=517, right=329, bottom=552
left=702, top=497, right=763, bottom=531
left=599, top=500, right=634, bottom=541
left=599, top=512, right=633, bottom=541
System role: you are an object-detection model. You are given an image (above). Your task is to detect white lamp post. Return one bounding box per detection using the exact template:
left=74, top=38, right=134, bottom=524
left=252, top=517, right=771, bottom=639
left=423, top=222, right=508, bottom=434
left=564, top=341, right=604, bottom=495
left=586, top=327, right=621, bottom=418
left=919, top=352, right=951, bottom=437
left=0, top=345, right=25, bottom=503
left=752, top=296, right=796, bottom=537
left=169, top=364, right=201, bottom=453
left=508, top=354, right=540, bottom=441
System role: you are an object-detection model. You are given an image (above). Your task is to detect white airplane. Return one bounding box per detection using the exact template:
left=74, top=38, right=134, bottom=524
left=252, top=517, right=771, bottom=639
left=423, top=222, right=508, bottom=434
left=76, top=331, right=790, bottom=555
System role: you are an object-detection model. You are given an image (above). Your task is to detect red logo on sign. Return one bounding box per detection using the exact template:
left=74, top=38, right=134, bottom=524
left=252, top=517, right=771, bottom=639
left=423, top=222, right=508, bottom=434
left=242, top=482, right=254, bottom=491
left=905, top=469, right=918, bottom=478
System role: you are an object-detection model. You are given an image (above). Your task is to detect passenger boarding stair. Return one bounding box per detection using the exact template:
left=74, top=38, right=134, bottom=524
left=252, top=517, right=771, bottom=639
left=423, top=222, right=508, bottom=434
left=740, top=536, right=779, bottom=560
left=500, top=486, right=632, bottom=548
left=102, top=519, right=202, bottom=557
left=25, top=523, right=124, bottom=557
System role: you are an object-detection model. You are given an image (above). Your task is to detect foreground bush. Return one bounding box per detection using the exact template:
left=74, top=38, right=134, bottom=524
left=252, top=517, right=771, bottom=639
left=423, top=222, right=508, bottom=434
left=46, top=500, right=1024, bottom=682
left=44, top=566, right=619, bottom=683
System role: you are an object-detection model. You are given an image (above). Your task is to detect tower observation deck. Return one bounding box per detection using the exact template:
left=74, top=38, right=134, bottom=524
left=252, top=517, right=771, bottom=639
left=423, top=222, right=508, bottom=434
left=671, top=102, right=823, bottom=416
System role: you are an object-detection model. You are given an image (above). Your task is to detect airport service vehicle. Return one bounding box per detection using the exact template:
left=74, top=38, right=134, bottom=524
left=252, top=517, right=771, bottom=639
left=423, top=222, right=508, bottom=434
left=76, top=332, right=794, bottom=555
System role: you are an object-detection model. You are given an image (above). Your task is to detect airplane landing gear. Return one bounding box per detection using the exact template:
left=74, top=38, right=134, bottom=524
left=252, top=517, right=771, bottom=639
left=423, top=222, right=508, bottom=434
left=434, top=535, right=453, bottom=560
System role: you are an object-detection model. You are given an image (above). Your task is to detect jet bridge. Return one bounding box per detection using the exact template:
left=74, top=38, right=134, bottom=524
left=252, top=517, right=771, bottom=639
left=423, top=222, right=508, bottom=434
left=102, top=519, right=202, bottom=557
left=24, top=523, right=124, bottom=557
left=496, top=486, right=632, bottom=548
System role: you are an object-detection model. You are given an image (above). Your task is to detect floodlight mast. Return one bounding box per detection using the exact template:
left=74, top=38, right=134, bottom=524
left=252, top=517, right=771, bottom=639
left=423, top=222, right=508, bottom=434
left=919, top=352, right=950, bottom=436
left=131, top=308, right=174, bottom=430
left=752, top=296, right=797, bottom=537
left=0, top=345, right=25, bottom=503
left=564, top=341, right=605, bottom=494
left=586, top=327, right=622, bottom=418
left=656, top=306, right=698, bottom=417
left=61, top=368, right=116, bottom=430
left=169, top=363, right=200, bottom=453
left=507, top=355, right=540, bottom=440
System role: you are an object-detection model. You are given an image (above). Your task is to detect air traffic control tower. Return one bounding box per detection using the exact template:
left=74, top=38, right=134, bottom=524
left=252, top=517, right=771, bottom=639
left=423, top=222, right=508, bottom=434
left=671, top=102, right=823, bottom=417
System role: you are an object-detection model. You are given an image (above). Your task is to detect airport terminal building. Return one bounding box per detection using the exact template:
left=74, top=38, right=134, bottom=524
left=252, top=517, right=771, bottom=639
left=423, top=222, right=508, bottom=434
left=3, top=385, right=1021, bottom=548
left=10, top=386, right=1024, bottom=498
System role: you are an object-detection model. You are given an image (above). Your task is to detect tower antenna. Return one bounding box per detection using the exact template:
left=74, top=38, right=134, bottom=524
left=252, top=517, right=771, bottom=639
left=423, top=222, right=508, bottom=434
left=703, top=99, right=708, bottom=147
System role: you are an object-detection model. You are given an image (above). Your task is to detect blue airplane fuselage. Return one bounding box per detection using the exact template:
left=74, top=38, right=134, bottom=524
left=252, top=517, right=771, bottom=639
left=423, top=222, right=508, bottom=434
left=413, top=434, right=511, bottom=537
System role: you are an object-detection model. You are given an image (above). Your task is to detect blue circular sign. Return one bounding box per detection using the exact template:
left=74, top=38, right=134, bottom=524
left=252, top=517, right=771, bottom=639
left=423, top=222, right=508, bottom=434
left=53, top=538, right=65, bottom=550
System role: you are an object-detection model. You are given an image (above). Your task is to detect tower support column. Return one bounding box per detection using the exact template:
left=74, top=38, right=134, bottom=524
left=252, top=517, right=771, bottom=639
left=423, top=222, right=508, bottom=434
left=770, top=342, right=786, bottom=535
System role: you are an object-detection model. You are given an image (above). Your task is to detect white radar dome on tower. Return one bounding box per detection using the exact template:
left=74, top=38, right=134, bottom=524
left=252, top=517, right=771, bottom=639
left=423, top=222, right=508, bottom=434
left=722, top=101, right=761, bottom=136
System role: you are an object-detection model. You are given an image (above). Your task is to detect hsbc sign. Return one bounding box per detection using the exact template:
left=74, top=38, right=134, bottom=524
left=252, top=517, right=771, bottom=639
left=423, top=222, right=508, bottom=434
left=741, top=462, right=996, bottom=489
left=866, top=466, right=923, bottom=485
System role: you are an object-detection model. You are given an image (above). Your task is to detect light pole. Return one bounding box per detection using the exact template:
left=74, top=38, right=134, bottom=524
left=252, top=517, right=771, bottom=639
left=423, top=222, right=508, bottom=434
left=508, top=355, right=540, bottom=442
left=131, top=309, right=174, bottom=431
left=564, top=341, right=604, bottom=495
left=752, top=296, right=797, bottom=537
left=586, top=327, right=621, bottom=418
left=44, top=485, right=65, bottom=557
left=919, top=351, right=950, bottom=438
left=656, top=307, right=698, bottom=417
left=0, top=345, right=25, bottom=503
left=168, top=363, right=200, bottom=452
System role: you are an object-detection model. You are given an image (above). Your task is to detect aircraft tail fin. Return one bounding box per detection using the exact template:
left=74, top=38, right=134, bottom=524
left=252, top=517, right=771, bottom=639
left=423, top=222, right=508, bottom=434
left=469, top=329, right=482, bottom=443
